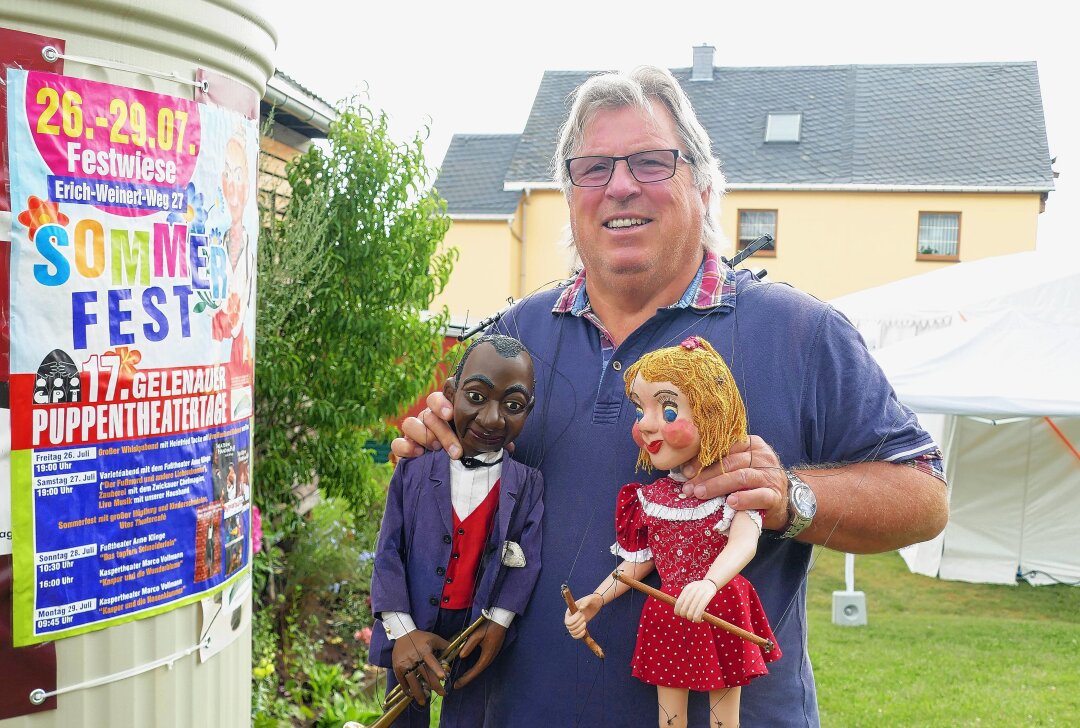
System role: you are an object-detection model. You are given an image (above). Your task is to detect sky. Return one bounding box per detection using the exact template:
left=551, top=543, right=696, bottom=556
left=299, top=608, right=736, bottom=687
left=264, top=0, right=1077, bottom=257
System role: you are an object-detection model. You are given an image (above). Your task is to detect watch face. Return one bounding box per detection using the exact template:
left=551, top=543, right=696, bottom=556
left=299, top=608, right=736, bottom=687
left=794, top=484, right=817, bottom=517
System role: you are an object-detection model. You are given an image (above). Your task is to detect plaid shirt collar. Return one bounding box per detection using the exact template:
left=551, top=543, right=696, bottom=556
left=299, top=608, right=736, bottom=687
left=552, top=249, right=737, bottom=316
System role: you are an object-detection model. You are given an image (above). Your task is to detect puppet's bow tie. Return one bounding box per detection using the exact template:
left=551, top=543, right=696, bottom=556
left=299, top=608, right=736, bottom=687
left=460, top=456, right=503, bottom=469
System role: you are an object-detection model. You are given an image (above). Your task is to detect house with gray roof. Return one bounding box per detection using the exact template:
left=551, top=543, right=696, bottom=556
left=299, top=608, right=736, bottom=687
left=430, top=46, right=1055, bottom=321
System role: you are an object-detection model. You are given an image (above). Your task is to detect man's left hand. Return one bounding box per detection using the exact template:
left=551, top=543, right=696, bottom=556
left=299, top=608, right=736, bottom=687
left=682, top=435, right=789, bottom=531
left=453, top=620, right=507, bottom=689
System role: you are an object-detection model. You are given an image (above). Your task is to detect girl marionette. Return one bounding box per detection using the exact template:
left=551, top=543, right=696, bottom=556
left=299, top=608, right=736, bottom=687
left=564, top=336, right=780, bottom=728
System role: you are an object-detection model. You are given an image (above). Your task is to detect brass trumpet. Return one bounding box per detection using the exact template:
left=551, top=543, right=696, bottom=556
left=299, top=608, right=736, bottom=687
left=369, top=614, right=488, bottom=728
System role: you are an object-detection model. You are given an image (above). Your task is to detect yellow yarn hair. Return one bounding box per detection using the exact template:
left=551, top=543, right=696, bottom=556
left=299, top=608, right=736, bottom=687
left=623, top=337, right=747, bottom=472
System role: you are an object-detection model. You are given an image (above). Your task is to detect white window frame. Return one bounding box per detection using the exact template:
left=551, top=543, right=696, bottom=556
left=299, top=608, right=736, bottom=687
left=737, top=209, right=777, bottom=257
left=765, top=113, right=802, bottom=143
left=917, top=212, right=961, bottom=260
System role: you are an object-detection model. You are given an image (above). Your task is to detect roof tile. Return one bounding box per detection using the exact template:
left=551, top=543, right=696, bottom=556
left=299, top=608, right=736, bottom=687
left=435, top=134, right=522, bottom=215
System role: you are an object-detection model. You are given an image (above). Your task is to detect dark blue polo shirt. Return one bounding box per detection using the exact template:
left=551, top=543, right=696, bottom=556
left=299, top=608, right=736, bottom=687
left=486, top=265, right=936, bottom=727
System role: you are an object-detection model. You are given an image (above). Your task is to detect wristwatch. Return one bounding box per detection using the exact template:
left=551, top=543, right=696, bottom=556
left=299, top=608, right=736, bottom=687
left=780, top=469, right=816, bottom=539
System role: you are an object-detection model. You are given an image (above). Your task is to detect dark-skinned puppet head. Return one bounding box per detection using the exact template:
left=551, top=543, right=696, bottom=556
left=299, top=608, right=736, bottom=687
left=443, top=334, right=535, bottom=458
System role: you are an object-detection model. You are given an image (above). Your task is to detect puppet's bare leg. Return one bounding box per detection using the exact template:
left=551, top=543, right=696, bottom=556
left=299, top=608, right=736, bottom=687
left=708, top=686, right=741, bottom=727
left=656, top=686, right=689, bottom=728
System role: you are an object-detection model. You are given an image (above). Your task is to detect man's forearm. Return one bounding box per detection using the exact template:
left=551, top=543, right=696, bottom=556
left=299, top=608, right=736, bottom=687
left=793, top=461, right=948, bottom=554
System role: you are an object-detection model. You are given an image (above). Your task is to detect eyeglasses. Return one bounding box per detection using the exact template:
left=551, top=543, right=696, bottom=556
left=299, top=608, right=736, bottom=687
left=565, top=149, right=690, bottom=187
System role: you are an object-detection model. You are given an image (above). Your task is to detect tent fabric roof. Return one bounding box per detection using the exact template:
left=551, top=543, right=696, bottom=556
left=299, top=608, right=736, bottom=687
left=831, top=251, right=1080, bottom=324
left=496, top=62, right=1054, bottom=190
left=831, top=252, right=1080, bottom=417
left=871, top=311, right=1080, bottom=417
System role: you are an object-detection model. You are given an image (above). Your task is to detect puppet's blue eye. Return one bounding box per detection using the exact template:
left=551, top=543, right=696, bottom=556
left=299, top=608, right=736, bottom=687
left=663, top=405, right=678, bottom=423
left=634, top=407, right=644, bottom=422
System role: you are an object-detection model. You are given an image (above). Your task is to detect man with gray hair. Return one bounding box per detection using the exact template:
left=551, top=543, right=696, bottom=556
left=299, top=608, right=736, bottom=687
left=394, top=65, right=947, bottom=726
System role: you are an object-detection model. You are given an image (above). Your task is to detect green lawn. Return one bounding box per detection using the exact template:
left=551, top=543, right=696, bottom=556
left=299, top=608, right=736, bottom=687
left=807, top=549, right=1080, bottom=726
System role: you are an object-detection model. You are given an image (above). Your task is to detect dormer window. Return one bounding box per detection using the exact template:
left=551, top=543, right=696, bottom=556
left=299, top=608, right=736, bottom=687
left=765, top=113, right=801, bottom=142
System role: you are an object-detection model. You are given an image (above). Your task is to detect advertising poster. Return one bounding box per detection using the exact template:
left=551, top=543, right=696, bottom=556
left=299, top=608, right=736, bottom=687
left=5, top=69, right=256, bottom=645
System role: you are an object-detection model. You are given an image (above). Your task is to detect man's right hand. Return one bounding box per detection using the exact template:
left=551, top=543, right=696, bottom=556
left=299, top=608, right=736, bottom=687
left=390, top=629, right=450, bottom=706
left=391, top=391, right=461, bottom=460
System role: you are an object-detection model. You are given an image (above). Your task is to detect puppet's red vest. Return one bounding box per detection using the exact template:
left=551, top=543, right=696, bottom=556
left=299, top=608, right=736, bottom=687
left=442, top=481, right=501, bottom=609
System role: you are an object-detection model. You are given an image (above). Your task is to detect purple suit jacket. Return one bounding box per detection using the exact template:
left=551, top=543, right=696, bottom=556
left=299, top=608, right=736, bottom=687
left=369, top=449, right=544, bottom=667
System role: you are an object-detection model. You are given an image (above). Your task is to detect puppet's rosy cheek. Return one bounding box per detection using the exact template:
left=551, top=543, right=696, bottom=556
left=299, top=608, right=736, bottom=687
left=661, top=419, right=697, bottom=449
left=631, top=422, right=645, bottom=448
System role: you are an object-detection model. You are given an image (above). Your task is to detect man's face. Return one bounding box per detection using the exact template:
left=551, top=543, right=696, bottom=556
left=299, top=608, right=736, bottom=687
left=567, top=103, right=709, bottom=296
left=445, top=343, right=534, bottom=458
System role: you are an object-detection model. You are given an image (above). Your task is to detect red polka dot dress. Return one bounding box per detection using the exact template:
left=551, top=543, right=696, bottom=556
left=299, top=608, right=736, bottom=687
left=613, top=477, right=781, bottom=690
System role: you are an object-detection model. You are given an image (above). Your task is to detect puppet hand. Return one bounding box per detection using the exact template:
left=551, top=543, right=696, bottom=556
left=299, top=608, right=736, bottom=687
left=390, top=630, right=450, bottom=705
left=391, top=391, right=462, bottom=460
left=453, top=621, right=507, bottom=689
left=674, top=579, right=719, bottom=622
left=682, top=435, right=789, bottom=531
left=564, top=593, right=603, bottom=639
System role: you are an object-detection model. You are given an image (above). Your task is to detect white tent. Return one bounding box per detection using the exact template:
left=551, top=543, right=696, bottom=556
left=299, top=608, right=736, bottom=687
left=831, top=251, right=1080, bottom=586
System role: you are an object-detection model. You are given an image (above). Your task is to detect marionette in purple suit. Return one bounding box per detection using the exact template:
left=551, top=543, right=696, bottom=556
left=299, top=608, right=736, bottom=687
left=369, top=334, right=544, bottom=727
